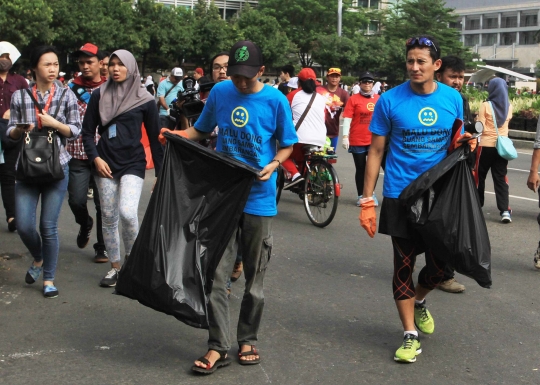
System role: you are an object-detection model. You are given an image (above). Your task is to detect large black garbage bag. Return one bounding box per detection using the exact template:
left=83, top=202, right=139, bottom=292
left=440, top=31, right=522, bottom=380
left=399, top=147, right=492, bottom=288
left=115, top=132, right=260, bottom=329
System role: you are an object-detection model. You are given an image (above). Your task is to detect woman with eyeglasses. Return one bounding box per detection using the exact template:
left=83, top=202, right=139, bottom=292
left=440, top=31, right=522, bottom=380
left=342, top=72, right=380, bottom=206
left=82, top=50, right=163, bottom=288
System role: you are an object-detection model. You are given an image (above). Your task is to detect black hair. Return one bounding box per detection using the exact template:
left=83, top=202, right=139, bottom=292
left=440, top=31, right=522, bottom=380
left=98, top=50, right=110, bottom=60
left=30, top=46, right=59, bottom=80
left=437, top=55, right=465, bottom=74
left=298, top=78, right=317, bottom=94
left=263, top=79, right=269, bottom=83
left=281, top=65, right=295, bottom=77
left=405, top=35, right=440, bottom=62
left=209, top=51, right=229, bottom=73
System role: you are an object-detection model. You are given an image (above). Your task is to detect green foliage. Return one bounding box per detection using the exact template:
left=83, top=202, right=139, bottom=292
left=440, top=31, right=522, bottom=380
left=0, top=0, right=54, bottom=46
left=311, top=34, right=358, bottom=77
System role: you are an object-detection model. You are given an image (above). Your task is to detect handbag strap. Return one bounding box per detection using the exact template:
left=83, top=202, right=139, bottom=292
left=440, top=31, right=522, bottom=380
left=25, top=87, right=67, bottom=120
left=295, top=92, right=317, bottom=131
left=487, top=101, right=499, bottom=137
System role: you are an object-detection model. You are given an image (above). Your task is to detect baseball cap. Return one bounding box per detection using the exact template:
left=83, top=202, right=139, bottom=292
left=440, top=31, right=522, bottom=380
left=171, top=67, right=183, bottom=77
left=359, top=71, right=375, bottom=81
left=298, top=68, right=317, bottom=82
left=227, top=40, right=263, bottom=78
left=74, top=43, right=99, bottom=58
left=194, top=67, right=204, bottom=76
left=327, top=68, right=341, bottom=76
left=0, top=41, right=21, bottom=64
left=287, top=77, right=298, bottom=89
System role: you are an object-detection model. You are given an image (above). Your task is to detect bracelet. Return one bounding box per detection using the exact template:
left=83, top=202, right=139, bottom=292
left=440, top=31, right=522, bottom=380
left=272, top=159, right=281, bottom=166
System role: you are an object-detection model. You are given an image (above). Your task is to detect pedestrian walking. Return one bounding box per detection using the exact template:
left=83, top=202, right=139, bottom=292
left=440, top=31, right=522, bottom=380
left=527, top=118, right=540, bottom=269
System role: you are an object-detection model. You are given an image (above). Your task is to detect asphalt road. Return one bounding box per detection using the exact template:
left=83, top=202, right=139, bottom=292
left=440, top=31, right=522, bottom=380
left=1, top=145, right=540, bottom=385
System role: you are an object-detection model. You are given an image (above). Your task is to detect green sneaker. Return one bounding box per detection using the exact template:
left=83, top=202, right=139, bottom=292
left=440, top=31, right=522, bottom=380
left=414, top=300, right=435, bottom=334
left=394, top=334, right=422, bottom=363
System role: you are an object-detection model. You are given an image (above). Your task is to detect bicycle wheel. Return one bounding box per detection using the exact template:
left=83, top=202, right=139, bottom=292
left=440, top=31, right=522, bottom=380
left=276, top=166, right=285, bottom=204
left=303, top=159, right=339, bottom=227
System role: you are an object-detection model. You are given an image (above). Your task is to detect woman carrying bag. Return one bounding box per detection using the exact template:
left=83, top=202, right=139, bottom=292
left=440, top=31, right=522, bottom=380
left=82, top=50, right=163, bottom=288
left=7, top=46, right=81, bottom=298
left=476, top=77, right=514, bottom=223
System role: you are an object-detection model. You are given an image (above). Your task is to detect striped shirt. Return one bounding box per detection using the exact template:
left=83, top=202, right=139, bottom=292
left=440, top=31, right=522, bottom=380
left=7, top=84, right=81, bottom=166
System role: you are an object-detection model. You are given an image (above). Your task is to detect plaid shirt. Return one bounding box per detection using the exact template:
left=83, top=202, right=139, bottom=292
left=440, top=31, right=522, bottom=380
left=7, top=84, right=81, bottom=166
left=65, top=84, right=102, bottom=160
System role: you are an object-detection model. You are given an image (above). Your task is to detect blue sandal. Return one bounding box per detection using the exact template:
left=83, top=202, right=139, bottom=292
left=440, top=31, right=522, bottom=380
left=43, top=285, right=59, bottom=298
left=25, top=264, right=42, bottom=284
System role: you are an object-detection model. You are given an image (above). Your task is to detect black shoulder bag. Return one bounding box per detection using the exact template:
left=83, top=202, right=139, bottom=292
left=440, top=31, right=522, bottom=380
left=16, top=87, right=67, bottom=184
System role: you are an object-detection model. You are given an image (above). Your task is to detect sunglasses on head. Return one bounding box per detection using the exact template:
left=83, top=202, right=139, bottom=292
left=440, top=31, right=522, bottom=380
left=405, top=37, right=438, bottom=52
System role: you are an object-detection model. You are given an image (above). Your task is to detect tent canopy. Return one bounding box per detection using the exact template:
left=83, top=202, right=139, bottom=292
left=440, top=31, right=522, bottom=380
left=468, top=65, right=536, bottom=86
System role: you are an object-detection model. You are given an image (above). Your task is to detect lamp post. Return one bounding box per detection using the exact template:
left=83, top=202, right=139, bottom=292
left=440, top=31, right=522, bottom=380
left=338, top=0, right=342, bottom=37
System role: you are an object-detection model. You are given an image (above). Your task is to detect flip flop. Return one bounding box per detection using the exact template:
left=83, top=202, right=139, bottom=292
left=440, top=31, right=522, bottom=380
left=238, top=345, right=261, bottom=365
left=191, top=350, right=231, bottom=374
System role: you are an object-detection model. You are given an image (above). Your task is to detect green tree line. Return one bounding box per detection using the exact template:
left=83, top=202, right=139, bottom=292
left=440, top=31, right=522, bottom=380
left=0, top=0, right=471, bottom=80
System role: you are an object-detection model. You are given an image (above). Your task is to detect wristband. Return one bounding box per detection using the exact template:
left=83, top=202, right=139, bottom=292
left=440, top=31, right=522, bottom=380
left=272, top=159, right=281, bottom=166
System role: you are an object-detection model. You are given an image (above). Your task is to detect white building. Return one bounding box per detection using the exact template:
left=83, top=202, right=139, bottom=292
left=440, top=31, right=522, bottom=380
left=155, top=0, right=258, bottom=19
left=445, top=0, right=540, bottom=76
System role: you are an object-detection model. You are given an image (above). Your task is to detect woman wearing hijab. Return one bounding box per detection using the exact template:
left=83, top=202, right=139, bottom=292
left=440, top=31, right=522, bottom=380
left=82, top=50, right=163, bottom=287
left=342, top=72, right=380, bottom=207
left=144, top=75, right=155, bottom=96
left=476, top=77, right=513, bottom=223
left=7, top=45, right=81, bottom=298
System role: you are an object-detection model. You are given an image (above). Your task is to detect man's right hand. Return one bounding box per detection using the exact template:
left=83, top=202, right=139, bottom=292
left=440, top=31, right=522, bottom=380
left=359, top=197, right=377, bottom=238
left=527, top=171, right=540, bottom=192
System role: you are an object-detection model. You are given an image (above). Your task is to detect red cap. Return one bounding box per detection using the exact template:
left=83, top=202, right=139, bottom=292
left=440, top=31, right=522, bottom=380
left=74, top=43, right=99, bottom=58
left=298, top=68, right=317, bottom=82
left=195, top=67, right=204, bottom=76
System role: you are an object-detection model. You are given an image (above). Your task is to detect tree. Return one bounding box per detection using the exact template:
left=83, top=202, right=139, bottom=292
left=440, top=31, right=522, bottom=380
left=0, top=0, right=54, bottom=47
left=311, top=34, right=358, bottom=77
left=234, top=4, right=295, bottom=70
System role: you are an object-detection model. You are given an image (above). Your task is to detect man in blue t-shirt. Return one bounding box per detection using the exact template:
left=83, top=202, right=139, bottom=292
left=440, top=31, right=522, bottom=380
left=168, top=40, right=297, bottom=374
left=359, top=36, right=473, bottom=364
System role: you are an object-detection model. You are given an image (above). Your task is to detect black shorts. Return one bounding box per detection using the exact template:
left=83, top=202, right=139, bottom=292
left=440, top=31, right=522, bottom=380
left=379, top=197, right=418, bottom=241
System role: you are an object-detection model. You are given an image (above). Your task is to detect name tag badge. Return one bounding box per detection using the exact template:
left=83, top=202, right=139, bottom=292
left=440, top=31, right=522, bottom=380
left=109, top=124, right=117, bottom=139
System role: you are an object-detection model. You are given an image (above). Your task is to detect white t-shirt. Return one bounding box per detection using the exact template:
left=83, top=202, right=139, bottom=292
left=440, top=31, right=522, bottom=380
left=290, top=90, right=327, bottom=146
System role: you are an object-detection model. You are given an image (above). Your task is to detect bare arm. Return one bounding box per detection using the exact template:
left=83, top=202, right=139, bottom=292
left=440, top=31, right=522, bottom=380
left=362, top=134, right=386, bottom=198
left=158, top=96, right=168, bottom=111
left=527, top=148, right=540, bottom=192
left=258, top=145, right=293, bottom=181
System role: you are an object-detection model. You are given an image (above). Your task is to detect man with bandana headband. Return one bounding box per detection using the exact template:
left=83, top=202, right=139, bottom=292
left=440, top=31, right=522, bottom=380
left=0, top=41, right=28, bottom=232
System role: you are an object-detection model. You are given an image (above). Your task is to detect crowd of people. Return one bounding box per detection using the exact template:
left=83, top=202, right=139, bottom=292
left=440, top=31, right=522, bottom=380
left=0, top=33, right=536, bottom=372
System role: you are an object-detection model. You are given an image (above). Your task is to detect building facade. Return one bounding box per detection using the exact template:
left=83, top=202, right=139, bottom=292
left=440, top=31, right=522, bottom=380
left=445, top=0, right=540, bottom=75
left=155, top=0, right=258, bottom=19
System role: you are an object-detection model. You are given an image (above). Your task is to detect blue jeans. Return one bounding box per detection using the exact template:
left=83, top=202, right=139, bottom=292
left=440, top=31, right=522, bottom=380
left=15, top=166, right=69, bottom=281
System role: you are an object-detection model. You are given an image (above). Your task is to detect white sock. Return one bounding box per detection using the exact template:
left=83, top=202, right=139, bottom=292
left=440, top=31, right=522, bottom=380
left=415, top=299, right=425, bottom=305
left=405, top=330, right=418, bottom=337
left=292, top=172, right=301, bottom=181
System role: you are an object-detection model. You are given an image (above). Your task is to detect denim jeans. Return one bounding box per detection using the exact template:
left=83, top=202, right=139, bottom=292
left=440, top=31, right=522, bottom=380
left=15, top=165, right=69, bottom=281
left=67, top=158, right=105, bottom=251
left=208, top=213, right=273, bottom=352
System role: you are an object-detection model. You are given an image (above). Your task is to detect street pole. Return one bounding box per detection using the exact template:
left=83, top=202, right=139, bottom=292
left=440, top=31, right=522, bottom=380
left=338, top=0, right=342, bottom=37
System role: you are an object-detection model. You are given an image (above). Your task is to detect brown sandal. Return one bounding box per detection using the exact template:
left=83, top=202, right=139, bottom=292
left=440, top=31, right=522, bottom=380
left=238, top=345, right=261, bottom=365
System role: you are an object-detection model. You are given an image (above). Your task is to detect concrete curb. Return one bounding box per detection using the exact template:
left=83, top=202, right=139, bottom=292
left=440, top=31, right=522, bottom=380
left=508, top=130, right=535, bottom=150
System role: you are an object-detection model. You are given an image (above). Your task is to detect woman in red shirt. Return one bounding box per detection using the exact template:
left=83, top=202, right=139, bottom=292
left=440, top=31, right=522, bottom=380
left=342, top=72, right=380, bottom=206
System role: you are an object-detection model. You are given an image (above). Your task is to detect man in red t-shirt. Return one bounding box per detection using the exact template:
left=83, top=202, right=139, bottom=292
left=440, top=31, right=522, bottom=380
left=318, top=67, right=349, bottom=152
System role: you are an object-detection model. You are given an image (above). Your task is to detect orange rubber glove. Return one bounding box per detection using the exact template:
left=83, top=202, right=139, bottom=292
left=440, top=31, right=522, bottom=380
left=448, top=132, right=477, bottom=153
left=359, top=197, right=377, bottom=238
left=158, top=128, right=189, bottom=145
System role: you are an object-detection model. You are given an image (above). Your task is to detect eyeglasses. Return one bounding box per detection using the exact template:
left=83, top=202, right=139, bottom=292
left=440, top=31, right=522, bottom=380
left=405, top=37, right=438, bottom=52
left=212, top=64, right=228, bottom=71
left=360, top=79, right=374, bottom=84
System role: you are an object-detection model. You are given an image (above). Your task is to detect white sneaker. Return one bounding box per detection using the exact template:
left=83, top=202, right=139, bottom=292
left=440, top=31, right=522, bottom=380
left=501, top=211, right=511, bottom=223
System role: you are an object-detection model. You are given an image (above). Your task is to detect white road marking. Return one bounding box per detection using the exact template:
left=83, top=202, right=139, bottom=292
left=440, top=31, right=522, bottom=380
left=485, top=191, right=538, bottom=202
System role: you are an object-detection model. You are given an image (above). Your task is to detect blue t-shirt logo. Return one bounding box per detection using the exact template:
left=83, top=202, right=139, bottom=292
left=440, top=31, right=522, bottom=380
left=418, top=107, right=438, bottom=126
left=231, top=107, right=249, bottom=128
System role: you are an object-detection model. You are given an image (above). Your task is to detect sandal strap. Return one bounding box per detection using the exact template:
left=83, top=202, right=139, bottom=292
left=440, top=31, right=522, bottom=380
left=238, top=345, right=258, bottom=356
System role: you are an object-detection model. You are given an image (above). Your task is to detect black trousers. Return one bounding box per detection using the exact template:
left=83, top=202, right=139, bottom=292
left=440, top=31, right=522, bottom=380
left=0, top=147, right=18, bottom=221
left=476, top=146, right=510, bottom=215
left=351, top=152, right=368, bottom=196
left=67, top=158, right=105, bottom=251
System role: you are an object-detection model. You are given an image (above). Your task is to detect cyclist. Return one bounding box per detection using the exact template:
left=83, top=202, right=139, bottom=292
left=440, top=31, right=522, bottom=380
left=282, top=68, right=327, bottom=189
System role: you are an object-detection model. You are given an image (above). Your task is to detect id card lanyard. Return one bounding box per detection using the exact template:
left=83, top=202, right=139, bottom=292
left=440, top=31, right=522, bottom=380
left=32, top=83, right=56, bottom=129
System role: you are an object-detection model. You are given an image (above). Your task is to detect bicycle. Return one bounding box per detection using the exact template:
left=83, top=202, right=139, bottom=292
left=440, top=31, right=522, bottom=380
left=276, top=145, right=340, bottom=228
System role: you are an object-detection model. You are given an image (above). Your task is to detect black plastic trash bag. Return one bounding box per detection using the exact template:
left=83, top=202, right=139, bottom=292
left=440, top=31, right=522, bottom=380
left=399, top=146, right=492, bottom=288
left=115, top=132, right=260, bottom=329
